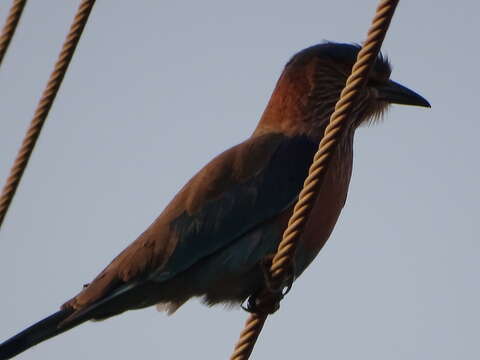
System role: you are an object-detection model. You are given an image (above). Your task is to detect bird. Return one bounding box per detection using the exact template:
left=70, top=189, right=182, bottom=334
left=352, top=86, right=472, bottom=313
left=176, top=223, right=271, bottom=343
left=0, top=42, right=430, bottom=359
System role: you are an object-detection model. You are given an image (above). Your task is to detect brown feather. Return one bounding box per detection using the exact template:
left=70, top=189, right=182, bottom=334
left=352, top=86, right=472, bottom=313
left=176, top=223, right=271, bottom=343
left=62, top=133, right=286, bottom=311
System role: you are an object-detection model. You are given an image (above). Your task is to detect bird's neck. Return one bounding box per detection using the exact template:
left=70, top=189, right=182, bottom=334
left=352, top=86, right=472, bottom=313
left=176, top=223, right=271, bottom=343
left=252, top=62, right=357, bottom=144
left=253, top=62, right=317, bottom=138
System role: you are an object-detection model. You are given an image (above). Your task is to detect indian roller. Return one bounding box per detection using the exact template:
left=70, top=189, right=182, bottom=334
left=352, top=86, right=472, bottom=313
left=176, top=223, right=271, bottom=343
left=0, top=42, right=430, bottom=359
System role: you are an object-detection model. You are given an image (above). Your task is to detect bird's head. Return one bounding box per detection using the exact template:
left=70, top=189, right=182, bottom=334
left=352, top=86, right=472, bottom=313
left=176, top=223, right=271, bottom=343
left=255, top=42, right=430, bottom=138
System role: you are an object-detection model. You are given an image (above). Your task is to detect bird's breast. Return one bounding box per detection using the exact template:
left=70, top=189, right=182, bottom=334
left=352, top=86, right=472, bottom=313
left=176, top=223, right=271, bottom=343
left=296, top=135, right=354, bottom=269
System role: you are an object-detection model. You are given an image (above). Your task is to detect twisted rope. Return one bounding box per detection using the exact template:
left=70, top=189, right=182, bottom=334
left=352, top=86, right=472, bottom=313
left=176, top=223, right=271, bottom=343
left=0, top=0, right=28, bottom=67
left=229, top=0, right=399, bottom=358
left=0, top=0, right=96, bottom=230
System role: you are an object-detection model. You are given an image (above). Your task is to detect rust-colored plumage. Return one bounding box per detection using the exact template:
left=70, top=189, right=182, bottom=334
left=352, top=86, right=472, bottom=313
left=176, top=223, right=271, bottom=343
left=0, top=42, right=430, bottom=359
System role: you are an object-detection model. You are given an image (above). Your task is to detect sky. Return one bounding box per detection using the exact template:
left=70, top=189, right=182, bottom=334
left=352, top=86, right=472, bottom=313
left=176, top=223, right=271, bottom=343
left=0, top=1, right=478, bottom=359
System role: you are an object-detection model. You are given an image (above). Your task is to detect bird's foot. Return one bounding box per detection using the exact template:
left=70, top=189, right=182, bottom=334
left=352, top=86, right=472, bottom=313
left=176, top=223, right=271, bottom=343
left=260, top=254, right=295, bottom=296
left=241, top=255, right=296, bottom=315
left=241, top=289, right=282, bottom=315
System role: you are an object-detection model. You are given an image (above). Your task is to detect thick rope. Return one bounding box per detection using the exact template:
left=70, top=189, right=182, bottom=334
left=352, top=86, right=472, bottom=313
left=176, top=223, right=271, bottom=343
left=0, top=0, right=27, bottom=67
left=229, top=0, right=399, bottom=359
left=0, top=0, right=96, bottom=230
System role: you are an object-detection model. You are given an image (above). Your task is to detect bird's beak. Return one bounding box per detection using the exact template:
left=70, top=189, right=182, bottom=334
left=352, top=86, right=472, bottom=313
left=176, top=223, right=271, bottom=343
left=376, top=80, right=431, bottom=108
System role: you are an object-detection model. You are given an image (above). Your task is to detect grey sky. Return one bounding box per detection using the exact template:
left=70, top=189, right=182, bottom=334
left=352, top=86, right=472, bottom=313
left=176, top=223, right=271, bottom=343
left=0, top=1, right=478, bottom=359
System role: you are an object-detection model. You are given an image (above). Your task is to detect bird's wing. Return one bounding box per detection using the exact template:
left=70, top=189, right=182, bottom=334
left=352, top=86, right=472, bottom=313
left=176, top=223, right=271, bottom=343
left=65, top=132, right=317, bottom=310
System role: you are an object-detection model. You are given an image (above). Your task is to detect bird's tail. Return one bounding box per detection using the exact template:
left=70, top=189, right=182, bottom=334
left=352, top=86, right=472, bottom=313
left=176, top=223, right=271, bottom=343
left=0, top=280, right=145, bottom=359
left=0, top=308, right=85, bottom=360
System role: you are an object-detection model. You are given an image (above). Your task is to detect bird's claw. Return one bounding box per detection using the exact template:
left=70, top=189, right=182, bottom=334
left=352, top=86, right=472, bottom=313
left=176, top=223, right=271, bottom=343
left=240, top=254, right=296, bottom=315
left=241, top=290, right=282, bottom=315
left=260, top=254, right=295, bottom=296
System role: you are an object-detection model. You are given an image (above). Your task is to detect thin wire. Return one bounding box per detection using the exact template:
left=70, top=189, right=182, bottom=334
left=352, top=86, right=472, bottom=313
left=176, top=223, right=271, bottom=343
left=229, top=0, right=400, bottom=359
left=0, top=0, right=96, bottom=230
left=0, top=0, right=27, bottom=67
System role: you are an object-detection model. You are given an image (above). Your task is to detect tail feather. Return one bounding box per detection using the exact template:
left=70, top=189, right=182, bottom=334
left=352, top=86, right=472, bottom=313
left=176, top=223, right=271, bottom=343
left=0, top=281, right=147, bottom=359
left=0, top=309, right=84, bottom=360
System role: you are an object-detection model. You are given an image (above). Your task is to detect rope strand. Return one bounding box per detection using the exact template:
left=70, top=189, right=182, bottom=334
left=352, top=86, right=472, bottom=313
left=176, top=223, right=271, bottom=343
left=0, top=0, right=96, bottom=230
left=0, top=0, right=28, bottom=67
left=229, top=1, right=399, bottom=358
